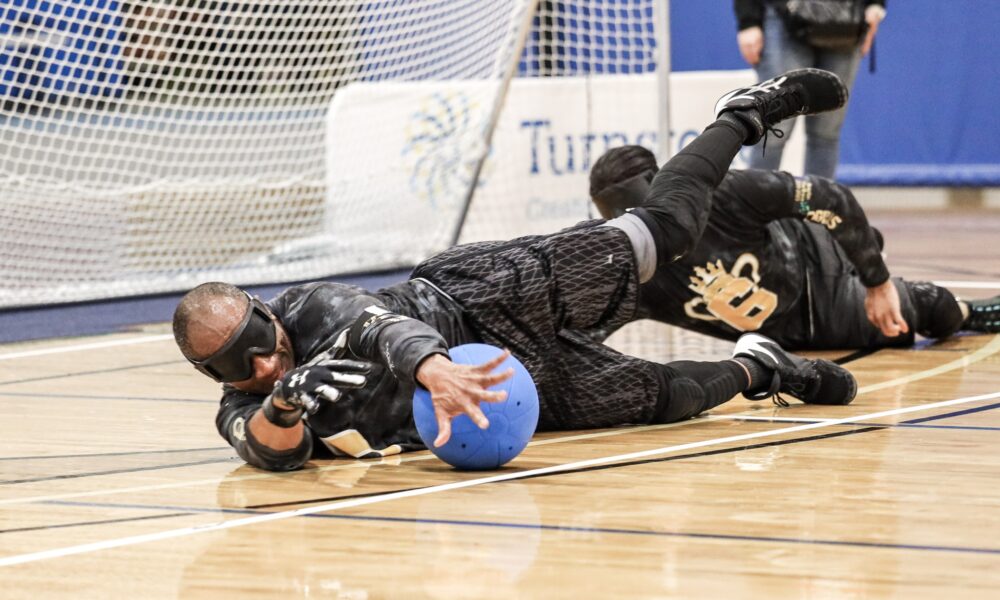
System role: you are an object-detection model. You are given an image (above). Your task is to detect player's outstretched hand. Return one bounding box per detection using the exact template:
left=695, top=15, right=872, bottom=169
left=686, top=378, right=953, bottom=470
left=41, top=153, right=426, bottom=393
left=865, top=280, right=910, bottom=338
left=415, top=351, right=515, bottom=448
left=272, top=358, right=372, bottom=414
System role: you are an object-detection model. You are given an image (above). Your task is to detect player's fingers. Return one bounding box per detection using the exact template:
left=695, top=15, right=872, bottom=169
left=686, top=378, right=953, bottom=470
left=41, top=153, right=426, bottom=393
left=329, top=371, right=367, bottom=388
left=476, top=388, right=508, bottom=404
left=880, top=314, right=901, bottom=337
left=463, top=403, right=491, bottom=430
left=893, top=308, right=910, bottom=333
left=314, top=384, right=342, bottom=404
left=479, top=367, right=514, bottom=386
left=434, top=412, right=452, bottom=447
left=300, top=392, right=319, bottom=414
left=474, top=349, right=511, bottom=373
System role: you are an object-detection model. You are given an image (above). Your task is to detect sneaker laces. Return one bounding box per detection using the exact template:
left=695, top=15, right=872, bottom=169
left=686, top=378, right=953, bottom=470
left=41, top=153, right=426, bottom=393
left=751, top=87, right=801, bottom=156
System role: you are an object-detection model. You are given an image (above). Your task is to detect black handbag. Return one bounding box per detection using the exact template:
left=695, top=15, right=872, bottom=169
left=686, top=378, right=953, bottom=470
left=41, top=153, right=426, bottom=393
left=776, top=0, right=868, bottom=51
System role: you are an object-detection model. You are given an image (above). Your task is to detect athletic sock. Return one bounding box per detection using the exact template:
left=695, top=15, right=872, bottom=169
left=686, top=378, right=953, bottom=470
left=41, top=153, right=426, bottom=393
left=732, top=356, right=772, bottom=395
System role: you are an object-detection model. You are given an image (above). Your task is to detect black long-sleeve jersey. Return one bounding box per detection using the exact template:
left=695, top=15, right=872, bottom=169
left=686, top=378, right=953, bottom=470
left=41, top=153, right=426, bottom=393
left=636, top=169, right=889, bottom=348
left=216, top=223, right=657, bottom=471
left=216, top=279, right=478, bottom=466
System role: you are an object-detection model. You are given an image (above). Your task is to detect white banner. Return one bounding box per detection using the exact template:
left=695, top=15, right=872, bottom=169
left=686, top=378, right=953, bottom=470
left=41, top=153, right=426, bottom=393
left=326, top=71, right=804, bottom=253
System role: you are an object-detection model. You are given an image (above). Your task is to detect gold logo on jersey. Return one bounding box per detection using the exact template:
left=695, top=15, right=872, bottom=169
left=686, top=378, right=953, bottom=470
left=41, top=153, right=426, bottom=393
left=806, top=209, right=842, bottom=230
left=684, top=255, right=778, bottom=331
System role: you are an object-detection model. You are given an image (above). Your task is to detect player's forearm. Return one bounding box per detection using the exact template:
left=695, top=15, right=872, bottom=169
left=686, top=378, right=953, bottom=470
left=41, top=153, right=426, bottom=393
left=348, top=303, right=449, bottom=382
left=796, top=176, right=889, bottom=287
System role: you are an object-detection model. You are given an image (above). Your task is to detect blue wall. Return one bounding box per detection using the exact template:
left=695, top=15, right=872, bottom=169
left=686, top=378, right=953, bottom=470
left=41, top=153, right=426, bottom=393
left=670, top=0, right=1000, bottom=186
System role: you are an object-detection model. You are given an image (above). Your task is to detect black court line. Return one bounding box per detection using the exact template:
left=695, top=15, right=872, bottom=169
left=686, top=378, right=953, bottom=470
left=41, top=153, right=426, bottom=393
left=0, top=446, right=231, bottom=462
left=0, top=360, right=185, bottom=387
left=902, top=400, right=1000, bottom=424
left=723, top=401, right=1000, bottom=432
left=0, top=391, right=214, bottom=404
left=833, top=347, right=878, bottom=365
left=29, top=499, right=1000, bottom=556
left=244, top=486, right=426, bottom=510
left=1, top=513, right=190, bottom=535
left=0, top=457, right=239, bottom=485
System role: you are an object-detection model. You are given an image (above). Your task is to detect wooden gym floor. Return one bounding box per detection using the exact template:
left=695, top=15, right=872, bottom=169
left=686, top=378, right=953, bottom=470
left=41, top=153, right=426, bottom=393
left=1, top=209, right=999, bottom=598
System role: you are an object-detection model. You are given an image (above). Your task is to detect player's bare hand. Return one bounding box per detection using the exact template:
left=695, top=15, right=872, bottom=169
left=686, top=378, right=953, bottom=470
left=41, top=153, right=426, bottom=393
left=737, top=27, right=764, bottom=66
left=415, top=351, right=515, bottom=447
left=865, top=280, right=909, bottom=338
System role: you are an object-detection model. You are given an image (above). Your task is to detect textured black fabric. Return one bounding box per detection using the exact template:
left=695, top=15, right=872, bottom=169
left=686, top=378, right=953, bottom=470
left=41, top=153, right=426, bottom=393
left=414, top=223, right=660, bottom=430
left=632, top=118, right=746, bottom=264
left=635, top=169, right=891, bottom=349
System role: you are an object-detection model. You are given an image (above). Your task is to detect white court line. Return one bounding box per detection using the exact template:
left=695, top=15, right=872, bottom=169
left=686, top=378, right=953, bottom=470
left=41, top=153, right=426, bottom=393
left=933, top=280, right=1000, bottom=290
left=0, top=335, right=174, bottom=361
left=3, top=389, right=1000, bottom=567
left=0, top=419, right=705, bottom=508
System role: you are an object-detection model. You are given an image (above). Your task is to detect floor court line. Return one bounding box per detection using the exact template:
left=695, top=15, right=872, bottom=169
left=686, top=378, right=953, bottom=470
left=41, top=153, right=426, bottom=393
left=0, top=334, right=173, bottom=361
left=0, top=419, right=705, bottom=508
left=1, top=335, right=997, bottom=507
left=0, top=360, right=184, bottom=387
left=0, top=446, right=231, bottom=462
left=21, top=500, right=999, bottom=557
left=717, top=414, right=1000, bottom=432
left=3, top=389, right=1000, bottom=567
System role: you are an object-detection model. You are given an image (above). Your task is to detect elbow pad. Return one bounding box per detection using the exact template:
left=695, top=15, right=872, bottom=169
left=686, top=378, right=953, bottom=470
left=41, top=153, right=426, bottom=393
left=240, top=423, right=313, bottom=472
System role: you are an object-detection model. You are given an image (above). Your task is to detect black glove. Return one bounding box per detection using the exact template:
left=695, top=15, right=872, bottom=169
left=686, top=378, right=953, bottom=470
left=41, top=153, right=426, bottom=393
left=262, top=358, right=372, bottom=427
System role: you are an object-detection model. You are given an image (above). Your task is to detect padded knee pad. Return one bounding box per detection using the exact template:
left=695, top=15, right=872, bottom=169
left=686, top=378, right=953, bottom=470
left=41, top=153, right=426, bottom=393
left=653, top=360, right=746, bottom=423
left=909, top=281, right=964, bottom=339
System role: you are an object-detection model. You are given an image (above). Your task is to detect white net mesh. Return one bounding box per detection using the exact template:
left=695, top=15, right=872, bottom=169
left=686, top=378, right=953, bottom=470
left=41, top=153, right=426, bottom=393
left=1, top=0, right=532, bottom=307
left=2, top=0, right=687, bottom=361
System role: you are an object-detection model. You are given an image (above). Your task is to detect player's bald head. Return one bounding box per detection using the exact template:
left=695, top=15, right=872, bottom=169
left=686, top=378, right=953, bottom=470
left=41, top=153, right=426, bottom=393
left=590, top=145, right=657, bottom=219
left=173, top=282, right=249, bottom=360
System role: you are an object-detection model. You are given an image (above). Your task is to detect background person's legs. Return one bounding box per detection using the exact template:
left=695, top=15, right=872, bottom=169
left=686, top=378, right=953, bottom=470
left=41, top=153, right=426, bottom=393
left=806, top=48, right=862, bottom=178
left=749, top=5, right=814, bottom=171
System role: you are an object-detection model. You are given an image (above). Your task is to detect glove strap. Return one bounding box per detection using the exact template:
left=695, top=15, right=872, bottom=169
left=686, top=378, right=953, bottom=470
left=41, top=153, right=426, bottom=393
left=261, top=396, right=304, bottom=428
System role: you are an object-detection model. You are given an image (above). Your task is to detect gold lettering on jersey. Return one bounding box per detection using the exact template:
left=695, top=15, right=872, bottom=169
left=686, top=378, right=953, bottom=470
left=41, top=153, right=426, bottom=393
left=795, top=178, right=812, bottom=200
left=795, top=178, right=813, bottom=214
left=684, top=256, right=778, bottom=331
left=806, top=209, right=842, bottom=230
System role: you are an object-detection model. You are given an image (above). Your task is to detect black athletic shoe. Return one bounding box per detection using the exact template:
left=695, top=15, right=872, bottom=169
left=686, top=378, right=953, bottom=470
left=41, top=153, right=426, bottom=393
left=732, top=333, right=857, bottom=405
left=964, top=295, right=1000, bottom=333
left=715, top=68, right=849, bottom=145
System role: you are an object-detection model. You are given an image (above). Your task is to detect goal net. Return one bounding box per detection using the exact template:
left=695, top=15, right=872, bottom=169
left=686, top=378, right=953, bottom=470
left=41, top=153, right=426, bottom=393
left=2, top=0, right=684, bottom=359
left=0, top=0, right=534, bottom=308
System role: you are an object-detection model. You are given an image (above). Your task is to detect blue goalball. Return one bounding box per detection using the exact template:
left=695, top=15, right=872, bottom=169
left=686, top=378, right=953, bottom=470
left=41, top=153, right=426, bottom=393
left=413, top=343, right=539, bottom=470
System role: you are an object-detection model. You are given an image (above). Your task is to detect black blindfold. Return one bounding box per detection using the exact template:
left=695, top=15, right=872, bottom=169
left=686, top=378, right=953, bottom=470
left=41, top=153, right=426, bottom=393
left=592, top=169, right=655, bottom=219
left=189, top=294, right=277, bottom=383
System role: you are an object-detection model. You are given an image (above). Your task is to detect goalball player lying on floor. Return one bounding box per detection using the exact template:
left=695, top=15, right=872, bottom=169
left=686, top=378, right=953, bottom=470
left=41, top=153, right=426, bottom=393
left=588, top=146, right=1000, bottom=349
left=173, top=70, right=861, bottom=472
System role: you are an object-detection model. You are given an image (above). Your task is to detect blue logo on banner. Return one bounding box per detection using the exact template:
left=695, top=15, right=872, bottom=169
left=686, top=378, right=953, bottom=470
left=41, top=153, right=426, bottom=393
left=402, top=92, right=487, bottom=208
